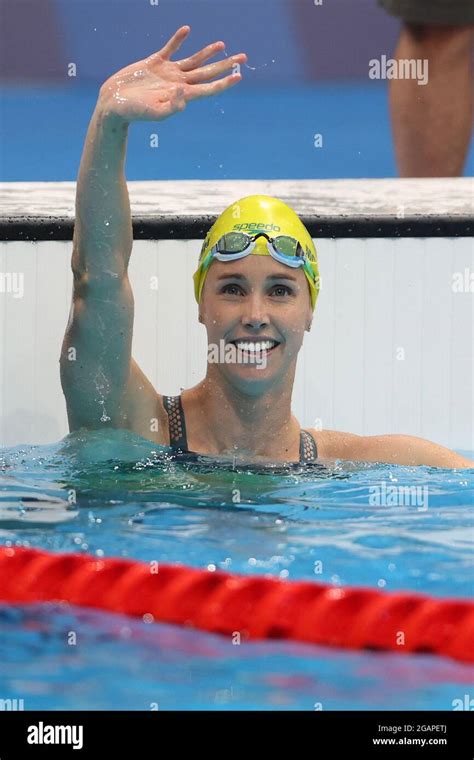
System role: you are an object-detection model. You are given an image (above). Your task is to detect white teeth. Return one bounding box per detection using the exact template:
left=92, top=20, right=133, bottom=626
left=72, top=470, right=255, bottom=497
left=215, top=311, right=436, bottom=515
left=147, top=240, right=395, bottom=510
left=235, top=340, right=277, bottom=352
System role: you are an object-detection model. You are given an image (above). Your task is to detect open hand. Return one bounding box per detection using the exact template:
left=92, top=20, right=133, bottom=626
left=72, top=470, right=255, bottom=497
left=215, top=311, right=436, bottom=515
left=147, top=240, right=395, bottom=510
left=99, top=25, right=247, bottom=123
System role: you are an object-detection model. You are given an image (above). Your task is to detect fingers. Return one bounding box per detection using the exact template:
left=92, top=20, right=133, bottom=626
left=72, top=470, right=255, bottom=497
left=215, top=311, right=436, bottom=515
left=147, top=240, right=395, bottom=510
left=186, top=71, right=243, bottom=102
left=177, top=40, right=226, bottom=71
left=185, top=53, right=247, bottom=85
left=151, top=25, right=190, bottom=61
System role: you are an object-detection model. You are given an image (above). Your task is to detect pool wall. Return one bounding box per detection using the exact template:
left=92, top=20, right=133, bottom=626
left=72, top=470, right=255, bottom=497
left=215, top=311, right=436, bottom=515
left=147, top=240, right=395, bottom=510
left=0, top=178, right=472, bottom=449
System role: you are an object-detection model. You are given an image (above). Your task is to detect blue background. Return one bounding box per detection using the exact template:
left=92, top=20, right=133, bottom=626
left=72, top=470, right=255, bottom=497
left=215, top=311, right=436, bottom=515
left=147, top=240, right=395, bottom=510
left=1, top=0, right=473, bottom=181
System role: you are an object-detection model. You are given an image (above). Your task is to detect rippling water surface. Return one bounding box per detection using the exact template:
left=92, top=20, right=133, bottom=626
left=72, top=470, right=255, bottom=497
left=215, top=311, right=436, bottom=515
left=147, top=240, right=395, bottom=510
left=0, top=430, right=472, bottom=710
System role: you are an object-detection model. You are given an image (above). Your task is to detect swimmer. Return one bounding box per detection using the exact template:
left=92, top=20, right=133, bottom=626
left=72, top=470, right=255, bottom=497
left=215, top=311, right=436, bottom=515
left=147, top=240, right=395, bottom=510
left=60, top=25, right=473, bottom=468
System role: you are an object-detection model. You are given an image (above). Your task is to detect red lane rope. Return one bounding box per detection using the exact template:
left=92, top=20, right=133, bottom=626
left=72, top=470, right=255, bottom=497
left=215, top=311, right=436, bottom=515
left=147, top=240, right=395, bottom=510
left=0, top=546, right=472, bottom=663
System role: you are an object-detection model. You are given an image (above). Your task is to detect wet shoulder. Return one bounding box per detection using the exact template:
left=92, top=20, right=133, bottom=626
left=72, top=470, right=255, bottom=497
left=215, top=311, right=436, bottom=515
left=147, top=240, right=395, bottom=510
left=307, top=428, right=362, bottom=460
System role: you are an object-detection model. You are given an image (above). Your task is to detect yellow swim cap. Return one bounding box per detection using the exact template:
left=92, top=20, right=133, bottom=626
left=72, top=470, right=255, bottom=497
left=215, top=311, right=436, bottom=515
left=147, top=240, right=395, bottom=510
left=193, top=195, right=320, bottom=310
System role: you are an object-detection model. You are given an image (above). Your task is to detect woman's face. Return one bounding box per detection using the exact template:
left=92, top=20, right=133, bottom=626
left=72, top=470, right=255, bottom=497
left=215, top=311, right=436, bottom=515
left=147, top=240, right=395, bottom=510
left=199, top=251, right=313, bottom=393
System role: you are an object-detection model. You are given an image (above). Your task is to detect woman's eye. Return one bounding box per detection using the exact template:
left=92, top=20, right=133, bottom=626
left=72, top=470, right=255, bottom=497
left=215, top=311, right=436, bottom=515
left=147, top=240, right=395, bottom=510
left=221, top=284, right=242, bottom=295
left=272, top=285, right=292, bottom=296
left=221, top=284, right=292, bottom=296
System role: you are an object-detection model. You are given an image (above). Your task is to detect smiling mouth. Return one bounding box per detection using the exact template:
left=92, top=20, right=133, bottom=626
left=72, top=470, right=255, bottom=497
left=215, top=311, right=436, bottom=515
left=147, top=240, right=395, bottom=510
left=228, top=339, right=281, bottom=355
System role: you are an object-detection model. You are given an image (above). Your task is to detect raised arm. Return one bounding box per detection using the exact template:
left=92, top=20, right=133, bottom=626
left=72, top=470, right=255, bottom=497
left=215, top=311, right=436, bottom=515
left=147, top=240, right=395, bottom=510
left=60, top=103, right=134, bottom=432
left=60, top=26, right=247, bottom=433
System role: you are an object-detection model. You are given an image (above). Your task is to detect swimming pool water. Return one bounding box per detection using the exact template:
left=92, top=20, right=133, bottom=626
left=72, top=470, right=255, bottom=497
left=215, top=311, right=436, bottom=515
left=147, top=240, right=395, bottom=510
left=0, top=429, right=473, bottom=710
left=3, top=83, right=473, bottom=182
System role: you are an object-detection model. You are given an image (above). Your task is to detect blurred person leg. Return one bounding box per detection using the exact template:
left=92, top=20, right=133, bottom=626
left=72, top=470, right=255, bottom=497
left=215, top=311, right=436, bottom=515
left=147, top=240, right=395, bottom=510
left=378, top=1, right=474, bottom=176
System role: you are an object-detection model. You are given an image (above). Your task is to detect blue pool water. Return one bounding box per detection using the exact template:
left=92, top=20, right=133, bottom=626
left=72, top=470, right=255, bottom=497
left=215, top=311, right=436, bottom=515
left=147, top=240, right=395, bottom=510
left=0, top=430, right=473, bottom=710
left=2, top=83, right=474, bottom=182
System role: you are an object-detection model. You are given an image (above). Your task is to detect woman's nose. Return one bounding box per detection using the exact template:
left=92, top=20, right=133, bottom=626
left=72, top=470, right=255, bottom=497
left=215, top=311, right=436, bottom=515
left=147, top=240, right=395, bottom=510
left=240, top=293, right=269, bottom=329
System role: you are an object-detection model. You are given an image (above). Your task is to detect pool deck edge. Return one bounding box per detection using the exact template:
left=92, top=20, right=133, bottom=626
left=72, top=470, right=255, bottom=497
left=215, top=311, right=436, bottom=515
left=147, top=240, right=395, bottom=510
left=0, top=178, right=472, bottom=240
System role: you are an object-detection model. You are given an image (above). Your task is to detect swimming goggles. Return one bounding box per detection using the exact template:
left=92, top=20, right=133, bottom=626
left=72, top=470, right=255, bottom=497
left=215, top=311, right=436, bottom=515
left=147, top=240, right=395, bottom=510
left=203, top=231, right=317, bottom=282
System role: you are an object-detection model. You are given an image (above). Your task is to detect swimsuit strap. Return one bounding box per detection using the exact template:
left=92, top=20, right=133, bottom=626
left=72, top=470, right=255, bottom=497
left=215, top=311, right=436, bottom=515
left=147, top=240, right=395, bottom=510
left=163, top=395, right=189, bottom=451
left=299, top=429, right=318, bottom=463
left=163, top=394, right=318, bottom=463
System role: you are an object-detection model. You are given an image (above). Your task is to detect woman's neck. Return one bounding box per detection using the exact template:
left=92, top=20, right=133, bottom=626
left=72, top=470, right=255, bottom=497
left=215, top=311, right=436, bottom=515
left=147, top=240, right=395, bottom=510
left=185, top=373, right=301, bottom=460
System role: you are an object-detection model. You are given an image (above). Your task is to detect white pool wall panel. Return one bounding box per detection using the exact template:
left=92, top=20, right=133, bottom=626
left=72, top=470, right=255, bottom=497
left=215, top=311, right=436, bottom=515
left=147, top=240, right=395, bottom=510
left=0, top=179, right=472, bottom=451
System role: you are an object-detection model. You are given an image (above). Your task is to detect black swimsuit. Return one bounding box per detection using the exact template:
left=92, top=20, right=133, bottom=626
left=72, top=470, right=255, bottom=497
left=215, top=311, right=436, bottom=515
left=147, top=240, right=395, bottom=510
left=162, top=395, right=318, bottom=464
